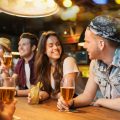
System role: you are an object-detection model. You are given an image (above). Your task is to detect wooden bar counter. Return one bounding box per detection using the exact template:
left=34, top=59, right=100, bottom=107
left=14, top=97, right=120, bottom=120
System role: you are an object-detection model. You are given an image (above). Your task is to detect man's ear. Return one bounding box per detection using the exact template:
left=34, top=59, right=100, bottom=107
left=98, top=39, right=105, bottom=51
left=32, top=45, right=36, bottom=52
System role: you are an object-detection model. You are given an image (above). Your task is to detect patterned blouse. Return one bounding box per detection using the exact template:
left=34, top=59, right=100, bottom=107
left=92, top=47, right=120, bottom=99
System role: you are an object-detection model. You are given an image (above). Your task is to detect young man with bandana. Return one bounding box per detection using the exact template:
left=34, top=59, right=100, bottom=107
left=57, top=15, right=120, bottom=111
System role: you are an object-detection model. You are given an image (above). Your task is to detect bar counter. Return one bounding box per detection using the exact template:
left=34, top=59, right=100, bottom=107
left=14, top=97, right=120, bottom=120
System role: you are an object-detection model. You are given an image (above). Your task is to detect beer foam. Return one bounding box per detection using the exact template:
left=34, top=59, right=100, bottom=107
left=3, top=55, right=12, bottom=57
left=0, top=87, right=15, bottom=89
left=60, top=87, right=75, bottom=89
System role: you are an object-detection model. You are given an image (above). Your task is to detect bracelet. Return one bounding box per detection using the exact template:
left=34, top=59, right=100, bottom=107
left=70, top=99, right=75, bottom=109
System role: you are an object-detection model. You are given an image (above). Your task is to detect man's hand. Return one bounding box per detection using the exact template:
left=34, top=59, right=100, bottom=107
left=0, top=99, right=17, bottom=120
left=93, top=98, right=104, bottom=107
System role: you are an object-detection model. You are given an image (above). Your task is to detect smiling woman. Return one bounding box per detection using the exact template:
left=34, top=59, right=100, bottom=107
left=28, top=31, right=83, bottom=104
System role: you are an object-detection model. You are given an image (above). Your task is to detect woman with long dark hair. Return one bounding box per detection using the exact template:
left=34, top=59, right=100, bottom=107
left=28, top=31, right=83, bottom=103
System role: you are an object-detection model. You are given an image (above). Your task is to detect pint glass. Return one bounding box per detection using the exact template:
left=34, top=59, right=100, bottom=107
left=60, top=77, right=75, bottom=103
left=0, top=77, right=16, bottom=103
left=3, top=52, right=12, bottom=67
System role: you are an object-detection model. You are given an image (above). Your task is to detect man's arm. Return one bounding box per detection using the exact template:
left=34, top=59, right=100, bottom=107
left=73, top=70, right=98, bottom=108
left=94, top=98, right=120, bottom=111
left=57, top=61, right=98, bottom=110
left=12, top=73, right=18, bottom=85
left=12, top=74, right=29, bottom=97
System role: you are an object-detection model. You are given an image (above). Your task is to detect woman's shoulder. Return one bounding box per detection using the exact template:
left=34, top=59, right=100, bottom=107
left=63, top=56, right=76, bottom=64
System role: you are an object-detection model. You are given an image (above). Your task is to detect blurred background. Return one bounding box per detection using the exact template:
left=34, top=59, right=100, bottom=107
left=0, top=0, right=120, bottom=76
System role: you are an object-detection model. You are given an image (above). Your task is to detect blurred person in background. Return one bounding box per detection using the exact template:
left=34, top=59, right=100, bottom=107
left=0, top=37, right=13, bottom=86
left=12, top=33, right=38, bottom=97
left=57, top=15, right=120, bottom=111
left=28, top=31, right=84, bottom=104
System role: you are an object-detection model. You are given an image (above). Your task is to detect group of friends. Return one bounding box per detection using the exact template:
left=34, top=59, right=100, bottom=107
left=0, top=15, right=120, bottom=120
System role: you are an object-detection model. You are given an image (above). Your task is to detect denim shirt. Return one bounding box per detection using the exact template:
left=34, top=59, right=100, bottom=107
left=92, top=48, right=120, bottom=99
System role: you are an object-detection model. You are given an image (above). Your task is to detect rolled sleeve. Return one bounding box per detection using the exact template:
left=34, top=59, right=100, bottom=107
left=63, top=57, right=79, bottom=76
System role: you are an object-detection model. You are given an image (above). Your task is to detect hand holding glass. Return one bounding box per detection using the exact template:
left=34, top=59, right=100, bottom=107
left=3, top=52, right=12, bottom=68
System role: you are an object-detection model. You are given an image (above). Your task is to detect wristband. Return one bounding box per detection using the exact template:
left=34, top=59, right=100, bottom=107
left=70, top=99, right=75, bottom=109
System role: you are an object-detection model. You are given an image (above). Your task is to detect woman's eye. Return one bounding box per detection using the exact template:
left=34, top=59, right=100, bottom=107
left=56, top=43, right=60, bottom=46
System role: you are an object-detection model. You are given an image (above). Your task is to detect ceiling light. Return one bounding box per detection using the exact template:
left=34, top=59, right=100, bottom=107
left=0, top=0, right=59, bottom=18
left=63, top=0, right=72, bottom=8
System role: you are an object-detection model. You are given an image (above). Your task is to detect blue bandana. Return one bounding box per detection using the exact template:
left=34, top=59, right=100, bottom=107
left=89, top=15, right=120, bottom=43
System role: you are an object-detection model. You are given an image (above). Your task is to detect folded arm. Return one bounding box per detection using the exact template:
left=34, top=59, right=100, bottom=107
left=94, top=98, right=120, bottom=111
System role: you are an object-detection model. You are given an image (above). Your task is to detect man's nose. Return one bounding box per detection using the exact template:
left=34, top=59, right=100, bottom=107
left=83, top=43, right=86, bottom=49
left=18, top=46, right=22, bottom=50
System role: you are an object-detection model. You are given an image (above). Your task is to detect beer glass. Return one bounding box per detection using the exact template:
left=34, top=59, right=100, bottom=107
left=60, top=77, right=75, bottom=104
left=0, top=77, right=16, bottom=103
left=3, top=51, right=12, bottom=68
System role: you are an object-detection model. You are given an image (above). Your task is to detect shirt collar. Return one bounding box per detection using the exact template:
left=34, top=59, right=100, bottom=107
left=112, top=47, right=120, bottom=67
left=23, top=53, right=35, bottom=64
left=97, top=47, right=120, bottom=72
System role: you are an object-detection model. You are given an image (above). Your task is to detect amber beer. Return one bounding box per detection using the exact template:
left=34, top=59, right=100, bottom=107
left=0, top=87, right=15, bottom=103
left=3, top=55, right=12, bottom=67
left=60, top=87, right=75, bottom=102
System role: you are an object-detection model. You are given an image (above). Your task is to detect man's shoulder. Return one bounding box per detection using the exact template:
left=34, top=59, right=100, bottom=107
left=16, top=58, right=24, bottom=65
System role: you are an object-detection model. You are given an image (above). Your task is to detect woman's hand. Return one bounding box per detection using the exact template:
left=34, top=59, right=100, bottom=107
left=27, top=93, right=32, bottom=104
left=39, top=91, right=49, bottom=102
left=51, top=92, right=60, bottom=100
left=28, top=91, right=49, bottom=104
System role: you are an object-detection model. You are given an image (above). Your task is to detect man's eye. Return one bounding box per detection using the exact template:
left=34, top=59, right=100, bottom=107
left=49, top=44, right=53, bottom=47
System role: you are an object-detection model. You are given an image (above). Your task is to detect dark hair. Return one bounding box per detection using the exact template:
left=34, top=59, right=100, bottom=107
left=35, top=31, right=64, bottom=94
left=20, top=32, right=38, bottom=51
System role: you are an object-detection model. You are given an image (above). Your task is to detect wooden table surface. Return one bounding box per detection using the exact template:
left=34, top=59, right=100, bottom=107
left=14, top=97, right=120, bottom=120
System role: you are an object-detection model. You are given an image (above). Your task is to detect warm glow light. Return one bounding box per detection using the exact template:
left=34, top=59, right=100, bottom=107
left=25, top=0, right=33, bottom=2
left=12, top=52, right=19, bottom=56
left=63, top=0, right=72, bottom=8
left=78, top=42, right=84, bottom=47
left=115, top=0, right=120, bottom=4
left=64, top=31, right=67, bottom=35
left=0, top=0, right=59, bottom=18
left=60, top=5, right=80, bottom=21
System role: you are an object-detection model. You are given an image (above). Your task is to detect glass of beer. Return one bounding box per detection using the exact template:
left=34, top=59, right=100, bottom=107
left=60, top=77, right=75, bottom=104
left=3, top=51, right=12, bottom=68
left=0, top=77, right=16, bottom=103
